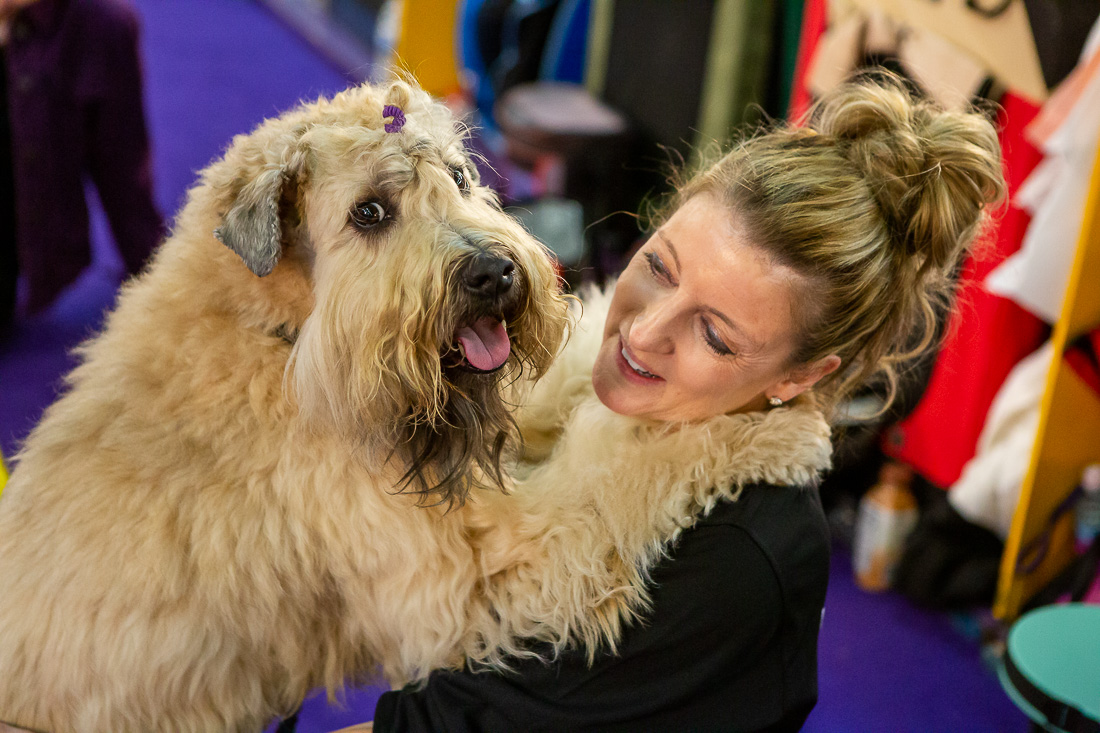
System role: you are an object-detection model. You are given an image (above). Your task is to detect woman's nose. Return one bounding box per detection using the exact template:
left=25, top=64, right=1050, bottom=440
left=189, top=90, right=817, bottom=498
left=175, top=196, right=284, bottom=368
left=628, top=296, right=677, bottom=354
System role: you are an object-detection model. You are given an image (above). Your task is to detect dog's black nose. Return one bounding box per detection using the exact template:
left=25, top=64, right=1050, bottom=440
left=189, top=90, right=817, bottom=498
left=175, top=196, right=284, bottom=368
left=463, top=253, right=515, bottom=299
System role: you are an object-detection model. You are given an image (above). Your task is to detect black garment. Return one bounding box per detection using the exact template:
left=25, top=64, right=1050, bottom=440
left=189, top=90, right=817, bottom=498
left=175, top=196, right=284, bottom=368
left=375, top=482, right=830, bottom=733
left=1022, top=0, right=1100, bottom=90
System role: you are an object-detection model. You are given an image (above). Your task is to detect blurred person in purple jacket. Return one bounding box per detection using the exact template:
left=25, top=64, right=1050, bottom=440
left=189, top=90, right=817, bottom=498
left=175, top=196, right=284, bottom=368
left=0, top=0, right=163, bottom=329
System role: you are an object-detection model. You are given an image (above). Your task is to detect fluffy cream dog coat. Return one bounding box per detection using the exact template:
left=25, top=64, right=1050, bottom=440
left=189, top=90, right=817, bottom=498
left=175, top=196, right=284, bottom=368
left=0, top=80, right=570, bottom=732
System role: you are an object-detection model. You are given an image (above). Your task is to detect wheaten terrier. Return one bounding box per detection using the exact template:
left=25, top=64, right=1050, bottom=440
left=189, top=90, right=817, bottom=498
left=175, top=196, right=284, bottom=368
left=0, top=80, right=568, bottom=732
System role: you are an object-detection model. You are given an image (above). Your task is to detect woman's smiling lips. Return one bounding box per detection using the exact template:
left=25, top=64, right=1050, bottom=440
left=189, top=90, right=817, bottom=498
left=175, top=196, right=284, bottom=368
left=616, top=337, right=664, bottom=384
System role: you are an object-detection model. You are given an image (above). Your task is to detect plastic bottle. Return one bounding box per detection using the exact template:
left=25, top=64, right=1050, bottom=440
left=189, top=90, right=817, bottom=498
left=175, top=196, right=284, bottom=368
left=852, top=462, right=918, bottom=592
left=1075, top=463, right=1100, bottom=552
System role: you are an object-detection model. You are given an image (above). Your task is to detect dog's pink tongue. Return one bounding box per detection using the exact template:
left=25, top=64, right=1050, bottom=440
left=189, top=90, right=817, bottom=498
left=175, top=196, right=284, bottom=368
left=457, top=317, right=511, bottom=371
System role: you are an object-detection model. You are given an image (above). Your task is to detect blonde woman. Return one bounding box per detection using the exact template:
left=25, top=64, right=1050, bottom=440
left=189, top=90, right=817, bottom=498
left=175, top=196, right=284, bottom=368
left=367, top=75, right=1006, bottom=733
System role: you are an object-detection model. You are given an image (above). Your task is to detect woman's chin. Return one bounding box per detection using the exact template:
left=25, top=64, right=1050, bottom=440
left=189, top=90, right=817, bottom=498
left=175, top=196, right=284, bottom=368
left=591, top=370, right=616, bottom=411
left=593, top=370, right=651, bottom=420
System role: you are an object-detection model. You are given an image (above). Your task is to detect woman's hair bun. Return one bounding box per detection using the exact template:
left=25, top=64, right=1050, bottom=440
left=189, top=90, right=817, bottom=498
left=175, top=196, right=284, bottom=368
left=812, top=75, right=1006, bottom=275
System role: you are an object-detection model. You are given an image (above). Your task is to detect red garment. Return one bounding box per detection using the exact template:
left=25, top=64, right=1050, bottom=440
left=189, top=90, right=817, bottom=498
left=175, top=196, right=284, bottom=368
left=787, top=0, right=828, bottom=123
left=883, top=92, right=1050, bottom=489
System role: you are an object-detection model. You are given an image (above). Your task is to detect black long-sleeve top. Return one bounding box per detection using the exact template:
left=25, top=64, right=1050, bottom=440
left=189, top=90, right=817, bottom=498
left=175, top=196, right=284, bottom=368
left=374, top=480, right=830, bottom=732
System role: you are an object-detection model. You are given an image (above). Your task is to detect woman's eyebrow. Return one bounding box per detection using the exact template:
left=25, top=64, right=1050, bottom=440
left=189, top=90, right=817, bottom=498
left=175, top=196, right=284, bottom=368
left=656, top=230, right=682, bottom=272
left=703, top=305, right=758, bottom=350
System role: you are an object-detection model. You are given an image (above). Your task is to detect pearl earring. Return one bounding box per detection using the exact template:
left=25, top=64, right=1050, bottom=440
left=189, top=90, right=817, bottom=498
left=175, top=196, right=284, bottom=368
left=768, top=396, right=783, bottom=407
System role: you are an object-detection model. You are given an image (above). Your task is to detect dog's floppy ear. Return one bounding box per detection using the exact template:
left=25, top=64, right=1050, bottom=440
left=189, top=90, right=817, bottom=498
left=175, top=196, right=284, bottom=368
left=214, top=165, right=288, bottom=277
left=214, top=126, right=308, bottom=278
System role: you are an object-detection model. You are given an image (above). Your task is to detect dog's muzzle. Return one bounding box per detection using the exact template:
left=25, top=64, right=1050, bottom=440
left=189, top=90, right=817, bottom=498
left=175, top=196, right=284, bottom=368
left=451, top=252, right=517, bottom=373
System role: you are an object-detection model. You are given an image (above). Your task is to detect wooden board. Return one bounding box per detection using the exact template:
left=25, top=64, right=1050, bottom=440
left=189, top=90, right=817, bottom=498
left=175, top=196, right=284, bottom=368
left=995, top=145, right=1100, bottom=619
left=392, top=0, right=462, bottom=97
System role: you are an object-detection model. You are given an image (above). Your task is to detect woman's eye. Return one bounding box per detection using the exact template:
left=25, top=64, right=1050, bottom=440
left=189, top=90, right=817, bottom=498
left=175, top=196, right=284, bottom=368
left=351, top=201, right=387, bottom=229
left=452, top=167, right=470, bottom=193
left=644, top=252, right=670, bottom=281
left=702, top=320, right=734, bottom=356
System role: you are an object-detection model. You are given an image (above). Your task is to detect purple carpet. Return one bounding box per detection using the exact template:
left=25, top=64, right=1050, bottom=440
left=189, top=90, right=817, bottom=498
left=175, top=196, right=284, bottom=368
left=0, top=1, right=1028, bottom=730
left=806, top=544, right=1025, bottom=732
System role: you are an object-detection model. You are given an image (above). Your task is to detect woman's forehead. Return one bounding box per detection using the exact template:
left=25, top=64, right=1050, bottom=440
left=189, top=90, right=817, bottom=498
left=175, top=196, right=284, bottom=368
left=659, top=196, right=801, bottom=346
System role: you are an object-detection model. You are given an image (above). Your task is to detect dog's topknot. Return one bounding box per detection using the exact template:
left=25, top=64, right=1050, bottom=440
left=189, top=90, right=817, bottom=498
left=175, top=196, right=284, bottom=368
left=384, top=80, right=414, bottom=113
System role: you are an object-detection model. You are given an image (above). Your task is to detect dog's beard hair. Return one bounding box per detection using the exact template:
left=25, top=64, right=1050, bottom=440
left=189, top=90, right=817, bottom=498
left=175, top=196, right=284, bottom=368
left=291, top=316, right=521, bottom=509
left=397, top=366, right=518, bottom=509
left=392, top=245, right=567, bottom=508
left=396, top=264, right=543, bottom=509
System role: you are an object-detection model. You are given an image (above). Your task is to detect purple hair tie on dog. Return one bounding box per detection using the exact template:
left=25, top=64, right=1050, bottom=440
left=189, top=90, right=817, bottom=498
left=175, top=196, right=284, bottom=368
left=383, top=105, right=406, bottom=133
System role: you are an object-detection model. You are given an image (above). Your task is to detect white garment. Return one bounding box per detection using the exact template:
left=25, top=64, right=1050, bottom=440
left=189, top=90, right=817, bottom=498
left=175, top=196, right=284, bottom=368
left=949, top=342, right=1054, bottom=538
left=985, top=19, right=1100, bottom=324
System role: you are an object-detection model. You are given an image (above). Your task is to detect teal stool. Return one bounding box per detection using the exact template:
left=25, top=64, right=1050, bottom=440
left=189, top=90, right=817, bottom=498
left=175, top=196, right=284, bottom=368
left=998, top=603, right=1100, bottom=733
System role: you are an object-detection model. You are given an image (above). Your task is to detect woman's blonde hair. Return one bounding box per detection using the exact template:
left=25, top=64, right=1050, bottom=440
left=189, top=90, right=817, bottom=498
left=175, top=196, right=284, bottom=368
left=659, top=75, right=1006, bottom=414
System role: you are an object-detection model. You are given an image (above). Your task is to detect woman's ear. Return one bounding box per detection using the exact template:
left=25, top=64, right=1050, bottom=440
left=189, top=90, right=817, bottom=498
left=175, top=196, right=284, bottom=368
left=771, top=354, right=841, bottom=403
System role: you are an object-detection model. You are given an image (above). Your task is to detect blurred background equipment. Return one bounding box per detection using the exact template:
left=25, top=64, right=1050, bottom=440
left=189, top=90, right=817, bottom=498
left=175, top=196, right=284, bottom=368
left=997, top=603, right=1100, bottom=733
left=852, top=462, right=918, bottom=592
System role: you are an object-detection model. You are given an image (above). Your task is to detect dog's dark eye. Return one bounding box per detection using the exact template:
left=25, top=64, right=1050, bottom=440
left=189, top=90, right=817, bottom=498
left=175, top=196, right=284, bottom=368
left=351, top=201, right=387, bottom=229
left=452, top=167, right=470, bottom=194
